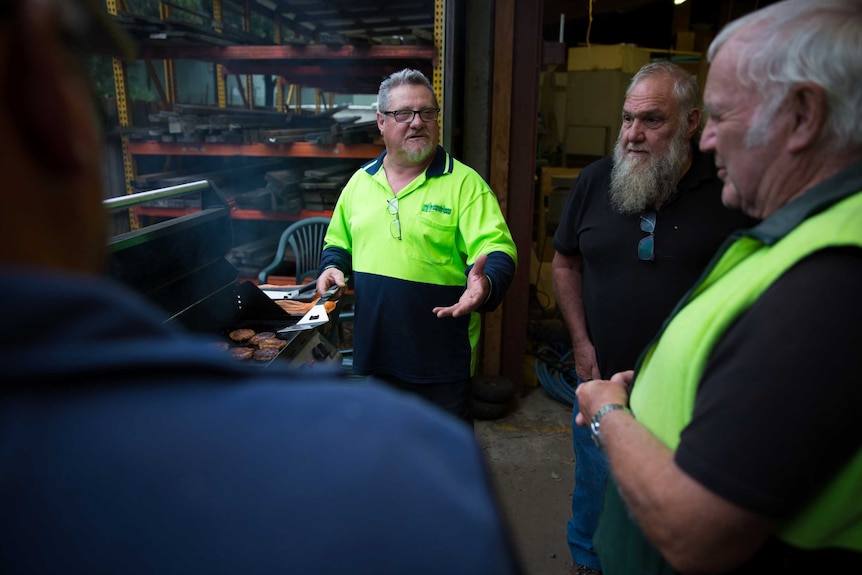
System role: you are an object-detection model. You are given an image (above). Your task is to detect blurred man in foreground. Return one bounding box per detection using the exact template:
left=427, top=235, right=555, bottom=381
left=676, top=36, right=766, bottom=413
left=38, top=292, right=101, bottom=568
left=0, top=2, right=524, bottom=574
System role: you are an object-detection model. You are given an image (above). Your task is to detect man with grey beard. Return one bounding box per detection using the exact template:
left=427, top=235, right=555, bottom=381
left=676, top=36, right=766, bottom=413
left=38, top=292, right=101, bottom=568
left=551, top=62, right=755, bottom=575
left=608, top=105, right=692, bottom=215
left=317, top=69, right=517, bottom=425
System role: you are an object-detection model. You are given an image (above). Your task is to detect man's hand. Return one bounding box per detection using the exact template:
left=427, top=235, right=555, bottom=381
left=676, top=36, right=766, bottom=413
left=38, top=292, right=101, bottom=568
left=316, top=266, right=348, bottom=298
left=433, top=254, right=491, bottom=318
left=574, top=370, right=634, bottom=426
left=573, top=343, right=601, bottom=382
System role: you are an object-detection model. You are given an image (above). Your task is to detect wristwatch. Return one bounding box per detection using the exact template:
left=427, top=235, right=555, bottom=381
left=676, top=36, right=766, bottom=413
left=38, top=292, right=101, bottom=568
left=589, top=403, right=632, bottom=448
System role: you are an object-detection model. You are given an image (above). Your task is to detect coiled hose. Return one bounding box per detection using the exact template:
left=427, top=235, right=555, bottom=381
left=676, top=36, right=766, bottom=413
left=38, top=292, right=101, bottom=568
left=532, top=345, right=579, bottom=407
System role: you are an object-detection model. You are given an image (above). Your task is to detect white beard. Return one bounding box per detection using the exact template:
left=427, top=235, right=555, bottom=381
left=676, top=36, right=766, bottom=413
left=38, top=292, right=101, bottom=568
left=608, top=125, right=691, bottom=215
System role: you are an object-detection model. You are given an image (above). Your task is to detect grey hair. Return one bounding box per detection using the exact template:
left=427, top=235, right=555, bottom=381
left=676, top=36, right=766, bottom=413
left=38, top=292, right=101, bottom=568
left=378, top=69, right=438, bottom=113
left=626, top=61, right=702, bottom=131
left=708, top=0, right=862, bottom=150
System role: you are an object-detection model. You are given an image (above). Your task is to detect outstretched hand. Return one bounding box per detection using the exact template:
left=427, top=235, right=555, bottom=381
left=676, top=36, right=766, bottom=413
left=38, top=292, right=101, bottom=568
left=433, top=254, right=491, bottom=318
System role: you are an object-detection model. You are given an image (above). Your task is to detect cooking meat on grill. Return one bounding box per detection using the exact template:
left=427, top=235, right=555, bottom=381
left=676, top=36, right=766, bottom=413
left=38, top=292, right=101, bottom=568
left=257, top=337, right=287, bottom=350
left=229, top=346, right=254, bottom=360
left=229, top=328, right=256, bottom=342
left=249, top=332, right=276, bottom=345
left=253, top=347, right=280, bottom=362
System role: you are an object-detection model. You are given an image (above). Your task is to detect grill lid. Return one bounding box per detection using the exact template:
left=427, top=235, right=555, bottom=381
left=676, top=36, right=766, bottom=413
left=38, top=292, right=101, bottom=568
left=105, top=180, right=240, bottom=320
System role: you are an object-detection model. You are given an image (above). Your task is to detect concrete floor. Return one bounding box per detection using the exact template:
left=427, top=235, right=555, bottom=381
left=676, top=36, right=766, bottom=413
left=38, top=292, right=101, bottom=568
left=474, top=384, right=576, bottom=575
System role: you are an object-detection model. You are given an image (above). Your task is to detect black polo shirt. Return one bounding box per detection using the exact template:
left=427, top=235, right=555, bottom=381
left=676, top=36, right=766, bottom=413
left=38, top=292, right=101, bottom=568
left=553, top=146, right=756, bottom=378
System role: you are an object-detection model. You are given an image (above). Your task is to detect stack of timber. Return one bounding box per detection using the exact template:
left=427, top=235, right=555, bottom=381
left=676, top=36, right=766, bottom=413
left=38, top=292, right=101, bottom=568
left=299, top=162, right=359, bottom=211
left=132, top=158, right=291, bottom=208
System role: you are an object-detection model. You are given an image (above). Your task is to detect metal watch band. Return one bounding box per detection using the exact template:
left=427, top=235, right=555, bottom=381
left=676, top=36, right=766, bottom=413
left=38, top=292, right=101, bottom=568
left=589, top=403, right=632, bottom=448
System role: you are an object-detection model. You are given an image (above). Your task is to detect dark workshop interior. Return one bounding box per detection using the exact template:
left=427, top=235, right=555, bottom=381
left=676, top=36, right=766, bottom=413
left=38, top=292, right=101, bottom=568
left=97, top=2, right=780, bottom=573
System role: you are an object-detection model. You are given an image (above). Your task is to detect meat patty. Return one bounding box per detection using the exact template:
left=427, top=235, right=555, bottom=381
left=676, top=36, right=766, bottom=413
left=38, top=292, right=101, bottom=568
left=228, top=328, right=256, bottom=342
left=256, top=337, right=287, bottom=350
left=229, top=346, right=254, bottom=360
left=249, top=332, right=276, bottom=345
left=253, top=347, right=280, bottom=362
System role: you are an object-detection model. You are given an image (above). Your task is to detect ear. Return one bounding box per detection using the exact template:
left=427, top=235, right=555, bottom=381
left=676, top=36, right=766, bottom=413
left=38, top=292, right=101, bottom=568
left=377, top=110, right=385, bottom=134
left=786, top=83, right=827, bottom=153
left=686, top=108, right=702, bottom=139
left=7, top=1, right=96, bottom=174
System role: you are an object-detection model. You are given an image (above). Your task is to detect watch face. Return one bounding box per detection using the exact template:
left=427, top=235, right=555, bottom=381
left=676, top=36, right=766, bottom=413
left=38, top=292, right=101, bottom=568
left=588, top=404, right=630, bottom=448
left=589, top=421, right=601, bottom=447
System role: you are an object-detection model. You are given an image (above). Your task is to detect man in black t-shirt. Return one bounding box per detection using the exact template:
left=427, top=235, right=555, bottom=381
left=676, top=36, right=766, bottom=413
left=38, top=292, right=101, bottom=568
left=552, top=62, right=755, bottom=575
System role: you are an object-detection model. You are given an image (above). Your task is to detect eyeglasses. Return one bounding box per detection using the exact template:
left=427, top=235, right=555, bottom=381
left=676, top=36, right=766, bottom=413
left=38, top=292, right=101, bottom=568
left=638, top=211, right=656, bottom=261
left=382, top=108, right=440, bottom=123
left=387, top=197, right=401, bottom=240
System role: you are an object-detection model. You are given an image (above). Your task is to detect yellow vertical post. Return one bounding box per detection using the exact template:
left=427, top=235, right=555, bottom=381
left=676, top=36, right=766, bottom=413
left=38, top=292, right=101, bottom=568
left=274, top=16, right=283, bottom=112
left=433, top=0, right=444, bottom=136
left=105, top=0, right=138, bottom=229
left=243, top=0, right=253, bottom=109
left=213, top=0, right=227, bottom=108
left=285, top=84, right=295, bottom=110
left=158, top=2, right=176, bottom=104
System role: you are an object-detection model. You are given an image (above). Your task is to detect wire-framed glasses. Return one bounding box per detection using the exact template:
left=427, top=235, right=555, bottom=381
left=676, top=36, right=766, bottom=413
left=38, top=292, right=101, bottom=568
left=638, top=210, right=656, bottom=261
left=387, top=197, right=401, bottom=240
left=382, top=108, right=440, bottom=123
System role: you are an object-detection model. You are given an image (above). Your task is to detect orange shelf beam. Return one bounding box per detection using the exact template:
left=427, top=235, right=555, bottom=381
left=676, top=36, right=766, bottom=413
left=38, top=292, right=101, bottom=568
left=132, top=206, right=333, bottom=221
left=128, top=141, right=382, bottom=159
left=139, top=44, right=437, bottom=62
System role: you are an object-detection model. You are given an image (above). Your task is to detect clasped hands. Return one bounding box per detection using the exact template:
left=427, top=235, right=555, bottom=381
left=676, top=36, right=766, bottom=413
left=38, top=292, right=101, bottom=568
left=575, top=370, right=634, bottom=426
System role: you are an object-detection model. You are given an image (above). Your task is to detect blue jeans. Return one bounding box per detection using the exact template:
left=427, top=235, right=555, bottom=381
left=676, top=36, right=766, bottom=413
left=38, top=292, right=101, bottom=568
left=566, top=402, right=609, bottom=570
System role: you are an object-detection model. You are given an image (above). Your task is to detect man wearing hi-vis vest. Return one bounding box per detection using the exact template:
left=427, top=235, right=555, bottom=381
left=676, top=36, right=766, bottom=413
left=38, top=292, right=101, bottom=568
left=573, top=1, right=862, bottom=573
left=316, top=68, right=517, bottom=425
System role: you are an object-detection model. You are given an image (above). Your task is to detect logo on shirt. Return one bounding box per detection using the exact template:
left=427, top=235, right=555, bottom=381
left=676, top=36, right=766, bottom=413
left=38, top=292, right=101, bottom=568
left=422, top=203, right=452, bottom=215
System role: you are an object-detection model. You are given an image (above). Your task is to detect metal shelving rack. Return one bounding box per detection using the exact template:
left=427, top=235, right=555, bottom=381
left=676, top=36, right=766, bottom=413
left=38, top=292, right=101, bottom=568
left=107, top=0, right=442, bottom=229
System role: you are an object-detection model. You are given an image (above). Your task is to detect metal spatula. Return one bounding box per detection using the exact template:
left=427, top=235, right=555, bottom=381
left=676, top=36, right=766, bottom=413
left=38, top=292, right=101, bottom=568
left=278, top=285, right=339, bottom=332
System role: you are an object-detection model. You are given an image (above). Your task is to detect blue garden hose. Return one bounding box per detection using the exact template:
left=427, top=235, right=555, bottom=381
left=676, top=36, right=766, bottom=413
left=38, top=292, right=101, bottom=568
left=532, top=346, right=579, bottom=408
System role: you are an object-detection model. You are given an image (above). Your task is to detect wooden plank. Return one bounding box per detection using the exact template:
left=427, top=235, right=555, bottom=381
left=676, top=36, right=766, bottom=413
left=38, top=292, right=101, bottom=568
left=484, top=0, right=515, bottom=379
left=497, top=0, right=544, bottom=393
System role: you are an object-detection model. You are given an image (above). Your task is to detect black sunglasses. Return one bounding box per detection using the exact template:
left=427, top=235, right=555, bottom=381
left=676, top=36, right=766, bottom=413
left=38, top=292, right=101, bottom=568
left=638, top=211, right=656, bottom=261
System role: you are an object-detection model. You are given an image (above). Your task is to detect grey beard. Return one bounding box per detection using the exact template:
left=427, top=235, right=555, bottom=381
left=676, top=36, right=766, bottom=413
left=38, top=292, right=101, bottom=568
left=608, top=131, right=691, bottom=215
left=404, top=136, right=435, bottom=163
left=405, top=147, right=433, bottom=163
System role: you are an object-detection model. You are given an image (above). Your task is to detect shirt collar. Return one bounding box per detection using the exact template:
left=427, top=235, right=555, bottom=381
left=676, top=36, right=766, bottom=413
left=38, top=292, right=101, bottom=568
left=362, top=145, right=452, bottom=177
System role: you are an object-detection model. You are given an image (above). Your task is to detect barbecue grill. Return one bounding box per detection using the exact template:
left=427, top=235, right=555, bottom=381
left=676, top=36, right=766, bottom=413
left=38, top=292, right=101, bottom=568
left=104, top=180, right=340, bottom=368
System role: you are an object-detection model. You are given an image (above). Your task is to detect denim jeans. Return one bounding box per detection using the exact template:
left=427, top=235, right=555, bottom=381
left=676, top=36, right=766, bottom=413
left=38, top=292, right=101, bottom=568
left=566, top=399, right=609, bottom=570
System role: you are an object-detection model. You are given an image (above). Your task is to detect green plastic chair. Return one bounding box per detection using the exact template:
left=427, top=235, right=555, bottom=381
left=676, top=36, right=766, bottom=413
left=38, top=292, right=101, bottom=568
left=257, top=216, right=331, bottom=284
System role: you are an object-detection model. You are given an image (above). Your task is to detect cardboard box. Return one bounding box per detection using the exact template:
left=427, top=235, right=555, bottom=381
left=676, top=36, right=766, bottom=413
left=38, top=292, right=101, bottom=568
left=565, top=69, right=632, bottom=157
left=674, top=31, right=695, bottom=53
left=567, top=44, right=649, bottom=74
